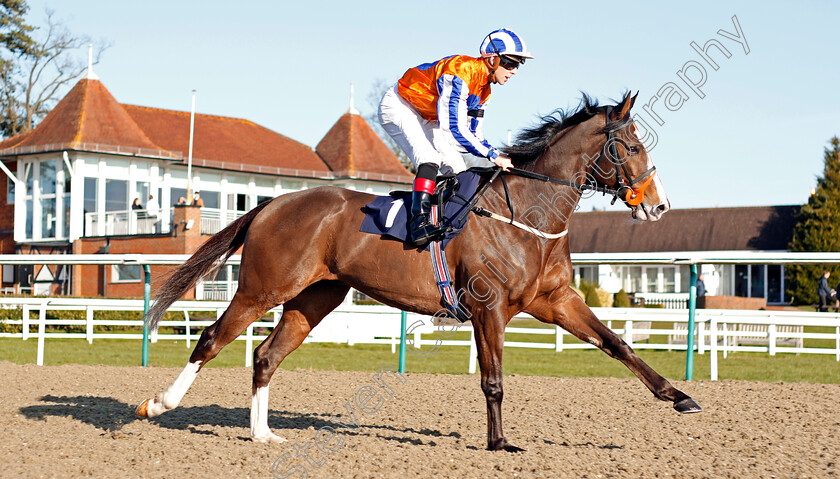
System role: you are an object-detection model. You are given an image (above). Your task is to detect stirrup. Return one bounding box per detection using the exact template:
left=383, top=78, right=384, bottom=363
left=409, top=222, right=445, bottom=247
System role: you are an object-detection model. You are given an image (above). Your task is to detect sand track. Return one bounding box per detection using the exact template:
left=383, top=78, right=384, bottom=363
left=2, top=362, right=838, bottom=478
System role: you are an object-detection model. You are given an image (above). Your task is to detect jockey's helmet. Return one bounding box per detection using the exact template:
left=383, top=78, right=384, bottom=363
left=480, top=28, right=533, bottom=69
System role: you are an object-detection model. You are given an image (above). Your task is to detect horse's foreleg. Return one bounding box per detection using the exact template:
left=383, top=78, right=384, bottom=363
left=251, top=281, right=350, bottom=443
left=136, top=291, right=274, bottom=418
left=529, top=290, right=701, bottom=413
left=472, top=317, right=524, bottom=452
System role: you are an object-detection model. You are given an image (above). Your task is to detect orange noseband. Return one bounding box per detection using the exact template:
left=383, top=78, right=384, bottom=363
left=624, top=170, right=657, bottom=206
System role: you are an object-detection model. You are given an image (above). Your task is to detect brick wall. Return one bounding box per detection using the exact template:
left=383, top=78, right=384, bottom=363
left=703, top=295, right=767, bottom=310
left=72, top=205, right=210, bottom=298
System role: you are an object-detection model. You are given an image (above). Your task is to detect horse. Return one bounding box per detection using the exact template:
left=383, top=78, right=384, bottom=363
left=135, top=92, right=701, bottom=452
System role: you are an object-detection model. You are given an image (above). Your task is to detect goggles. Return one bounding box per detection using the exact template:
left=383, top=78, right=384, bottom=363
left=499, top=55, right=525, bottom=70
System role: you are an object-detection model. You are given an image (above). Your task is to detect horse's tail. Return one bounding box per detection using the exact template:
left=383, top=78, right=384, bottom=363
left=146, top=201, right=271, bottom=332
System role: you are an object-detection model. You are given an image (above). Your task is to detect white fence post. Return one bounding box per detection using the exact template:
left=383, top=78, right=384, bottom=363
left=625, top=320, right=634, bottom=348
left=722, top=322, right=728, bottom=359
left=555, top=326, right=564, bottom=352
left=245, top=324, right=254, bottom=367
left=769, top=323, right=777, bottom=356
left=836, top=326, right=839, bottom=362
left=184, top=311, right=191, bottom=348
left=36, top=302, right=46, bottom=366
left=710, top=317, right=718, bottom=381
left=86, top=306, right=94, bottom=344
left=468, top=329, right=477, bottom=374
left=697, top=321, right=705, bottom=355
left=22, top=304, right=29, bottom=340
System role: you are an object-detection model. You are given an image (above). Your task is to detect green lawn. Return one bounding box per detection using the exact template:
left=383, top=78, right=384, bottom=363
left=2, top=336, right=838, bottom=384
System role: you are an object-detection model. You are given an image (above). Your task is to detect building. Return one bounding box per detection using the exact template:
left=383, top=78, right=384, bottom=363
left=0, top=71, right=411, bottom=298
left=569, top=205, right=799, bottom=306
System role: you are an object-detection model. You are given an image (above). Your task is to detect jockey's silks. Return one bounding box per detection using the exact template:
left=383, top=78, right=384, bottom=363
left=397, top=55, right=499, bottom=160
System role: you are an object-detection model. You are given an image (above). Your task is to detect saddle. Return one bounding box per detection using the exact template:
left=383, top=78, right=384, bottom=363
left=359, top=169, right=486, bottom=251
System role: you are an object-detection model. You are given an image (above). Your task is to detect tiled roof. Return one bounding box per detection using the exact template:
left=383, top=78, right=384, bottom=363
left=0, top=79, right=171, bottom=157
left=568, top=205, right=800, bottom=253
left=316, top=112, right=411, bottom=179
left=0, top=77, right=412, bottom=183
left=123, top=105, right=328, bottom=172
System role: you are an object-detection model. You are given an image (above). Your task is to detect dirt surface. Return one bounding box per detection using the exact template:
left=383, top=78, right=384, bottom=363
left=2, top=361, right=838, bottom=478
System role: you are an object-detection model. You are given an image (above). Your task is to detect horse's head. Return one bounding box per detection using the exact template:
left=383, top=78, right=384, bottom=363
left=590, top=92, right=669, bottom=221
left=504, top=92, right=669, bottom=223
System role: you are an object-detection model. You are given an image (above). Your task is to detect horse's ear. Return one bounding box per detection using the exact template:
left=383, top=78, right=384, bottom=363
left=611, top=91, right=635, bottom=121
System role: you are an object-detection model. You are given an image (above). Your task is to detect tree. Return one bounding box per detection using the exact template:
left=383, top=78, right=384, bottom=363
left=787, top=136, right=840, bottom=305
left=0, top=0, right=35, bottom=136
left=0, top=6, right=107, bottom=138
left=364, top=78, right=413, bottom=172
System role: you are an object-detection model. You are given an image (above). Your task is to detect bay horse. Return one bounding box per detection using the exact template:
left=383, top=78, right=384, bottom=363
left=135, top=92, right=701, bottom=452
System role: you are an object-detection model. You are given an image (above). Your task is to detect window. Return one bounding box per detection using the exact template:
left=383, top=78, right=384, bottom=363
left=627, top=266, right=643, bottom=292
left=201, top=191, right=220, bottom=209
left=735, top=265, right=749, bottom=297
left=171, top=187, right=187, bottom=206
left=750, top=265, right=765, bottom=298
left=6, top=176, right=14, bottom=204
left=574, top=266, right=598, bottom=286
left=767, top=265, right=784, bottom=304
left=2, top=264, right=14, bottom=283
left=257, top=195, right=273, bottom=205
left=105, top=179, right=128, bottom=211
left=663, top=268, right=676, bottom=293
left=112, top=264, right=142, bottom=283
left=645, top=267, right=659, bottom=292
left=84, top=178, right=98, bottom=214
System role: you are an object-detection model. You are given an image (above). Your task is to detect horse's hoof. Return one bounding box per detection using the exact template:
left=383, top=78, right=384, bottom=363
left=135, top=398, right=152, bottom=417
left=488, top=438, right=526, bottom=453
left=674, top=397, right=702, bottom=414
left=252, top=432, right=289, bottom=444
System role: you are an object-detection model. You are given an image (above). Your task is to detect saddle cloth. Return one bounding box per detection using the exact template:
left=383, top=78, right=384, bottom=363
left=359, top=169, right=485, bottom=250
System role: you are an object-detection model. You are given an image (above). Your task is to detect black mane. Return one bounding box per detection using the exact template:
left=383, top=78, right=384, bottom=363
left=502, top=93, right=630, bottom=167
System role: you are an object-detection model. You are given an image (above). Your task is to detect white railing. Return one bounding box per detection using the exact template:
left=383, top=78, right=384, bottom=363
left=197, top=280, right=238, bottom=300
left=1, top=297, right=839, bottom=379
left=199, top=208, right=244, bottom=235
left=84, top=208, right=170, bottom=236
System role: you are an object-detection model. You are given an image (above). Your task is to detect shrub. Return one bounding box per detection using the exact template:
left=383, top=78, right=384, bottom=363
left=584, top=286, right=602, bottom=307
left=614, top=289, right=631, bottom=308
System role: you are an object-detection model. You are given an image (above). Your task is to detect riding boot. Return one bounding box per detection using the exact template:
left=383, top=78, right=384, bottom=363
left=408, top=163, right=444, bottom=247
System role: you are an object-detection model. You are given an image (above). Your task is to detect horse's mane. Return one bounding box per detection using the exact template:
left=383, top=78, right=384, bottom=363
left=502, top=93, right=630, bottom=168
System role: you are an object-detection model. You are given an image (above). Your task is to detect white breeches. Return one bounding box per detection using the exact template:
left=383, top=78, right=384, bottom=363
left=378, top=85, right=467, bottom=175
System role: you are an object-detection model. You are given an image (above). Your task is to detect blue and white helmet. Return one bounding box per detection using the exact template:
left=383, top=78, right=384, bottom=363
left=479, top=28, right=533, bottom=59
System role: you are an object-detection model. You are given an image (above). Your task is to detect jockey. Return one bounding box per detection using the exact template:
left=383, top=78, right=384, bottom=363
left=379, top=28, right=532, bottom=246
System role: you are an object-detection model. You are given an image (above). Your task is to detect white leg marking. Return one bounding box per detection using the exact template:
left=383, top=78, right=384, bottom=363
left=145, top=361, right=202, bottom=417
left=251, top=386, right=287, bottom=443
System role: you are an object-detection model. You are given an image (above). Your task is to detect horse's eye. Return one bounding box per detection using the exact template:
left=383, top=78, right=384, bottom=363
left=628, top=147, right=640, bottom=155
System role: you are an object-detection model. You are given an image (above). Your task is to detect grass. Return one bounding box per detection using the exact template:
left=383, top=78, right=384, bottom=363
left=2, top=335, right=839, bottom=384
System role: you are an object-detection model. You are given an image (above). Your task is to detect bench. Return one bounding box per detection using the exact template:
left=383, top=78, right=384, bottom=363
left=667, top=323, right=803, bottom=349
left=733, top=324, right=803, bottom=348
left=622, top=321, right=651, bottom=344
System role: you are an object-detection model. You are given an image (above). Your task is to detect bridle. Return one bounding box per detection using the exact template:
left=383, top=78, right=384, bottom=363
left=505, top=106, right=657, bottom=207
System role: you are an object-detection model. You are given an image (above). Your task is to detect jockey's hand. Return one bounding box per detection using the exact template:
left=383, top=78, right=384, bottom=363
left=493, top=155, right=513, bottom=172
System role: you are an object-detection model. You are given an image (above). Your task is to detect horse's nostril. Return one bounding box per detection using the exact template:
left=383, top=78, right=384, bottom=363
left=654, top=204, right=668, bottom=216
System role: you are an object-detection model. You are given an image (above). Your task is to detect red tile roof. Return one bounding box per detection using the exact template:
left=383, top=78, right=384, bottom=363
left=568, top=205, right=800, bottom=253
left=123, top=105, right=328, bottom=172
left=0, top=79, right=173, bottom=157
left=316, top=112, right=411, bottom=179
left=0, top=78, right=411, bottom=183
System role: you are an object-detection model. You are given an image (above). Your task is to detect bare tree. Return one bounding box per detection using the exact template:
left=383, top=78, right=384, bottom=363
left=0, top=8, right=108, bottom=138
left=364, top=77, right=414, bottom=172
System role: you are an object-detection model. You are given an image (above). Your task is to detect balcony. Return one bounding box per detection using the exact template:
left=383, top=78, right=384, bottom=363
left=83, top=207, right=247, bottom=237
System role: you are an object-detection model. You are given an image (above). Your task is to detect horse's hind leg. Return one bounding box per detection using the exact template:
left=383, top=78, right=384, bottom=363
left=136, top=290, right=276, bottom=418
left=529, top=289, right=701, bottom=413
left=251, top=280, right=350, bottom=443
